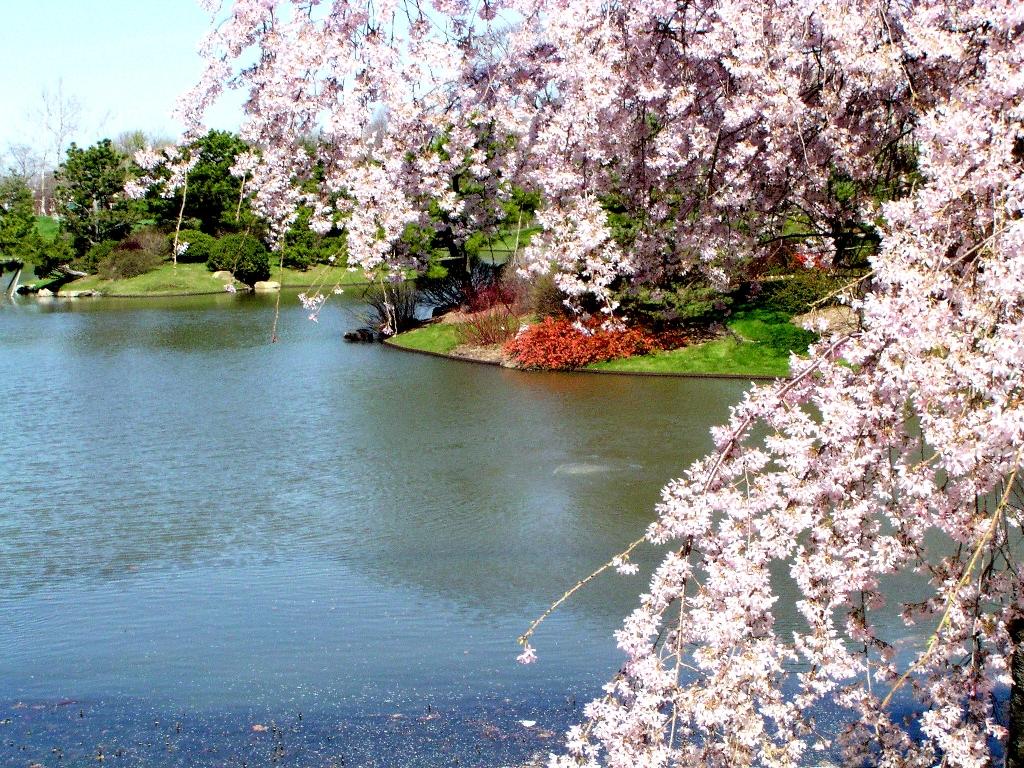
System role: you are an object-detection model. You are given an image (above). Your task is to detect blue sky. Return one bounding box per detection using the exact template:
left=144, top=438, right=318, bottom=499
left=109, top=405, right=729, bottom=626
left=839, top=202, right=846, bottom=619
left=0, top=1, right=242, bottom=159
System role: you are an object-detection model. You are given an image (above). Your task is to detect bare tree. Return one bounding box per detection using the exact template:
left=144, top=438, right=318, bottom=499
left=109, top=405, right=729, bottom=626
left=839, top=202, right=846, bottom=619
left=4, top=143, right=41, bottom=183
left=113, top=130, right=174, bottom=157
left=35, top=81, right=82, bottom=215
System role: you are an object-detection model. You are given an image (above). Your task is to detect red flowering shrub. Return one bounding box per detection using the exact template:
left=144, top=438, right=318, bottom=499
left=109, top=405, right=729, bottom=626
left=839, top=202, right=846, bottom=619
left=503, top=317, right=664, bottom=370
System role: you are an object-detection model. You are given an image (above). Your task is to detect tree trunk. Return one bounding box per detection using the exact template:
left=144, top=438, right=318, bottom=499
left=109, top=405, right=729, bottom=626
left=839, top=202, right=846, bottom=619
left=38, top=172, right=47, bottom=216
left=5, top=267, right=23, bottom=297
left=171, top=177, right=189, bottom=268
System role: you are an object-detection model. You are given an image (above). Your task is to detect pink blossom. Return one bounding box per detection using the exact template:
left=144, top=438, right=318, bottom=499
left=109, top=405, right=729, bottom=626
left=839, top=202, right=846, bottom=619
left=186, top=0, right=1024, bottom=764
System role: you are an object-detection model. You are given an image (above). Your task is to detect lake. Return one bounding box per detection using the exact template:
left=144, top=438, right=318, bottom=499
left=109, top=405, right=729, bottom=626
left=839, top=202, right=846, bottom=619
left=0, top=290, right=754, bottom=766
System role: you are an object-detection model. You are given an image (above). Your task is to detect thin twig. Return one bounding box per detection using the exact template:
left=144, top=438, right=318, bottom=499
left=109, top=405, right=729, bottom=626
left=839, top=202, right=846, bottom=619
left=879, top=447, right=1024, bottom=714
left=518, top=535, right=647, bottom=647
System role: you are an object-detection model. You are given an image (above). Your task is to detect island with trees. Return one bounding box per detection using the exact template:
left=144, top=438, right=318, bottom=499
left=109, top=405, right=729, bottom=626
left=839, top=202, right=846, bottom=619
left=2, top=118, right=853, bottom=378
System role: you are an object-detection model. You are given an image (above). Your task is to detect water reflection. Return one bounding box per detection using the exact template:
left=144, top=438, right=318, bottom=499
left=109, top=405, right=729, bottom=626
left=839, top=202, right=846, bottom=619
left=0, top=293, right=750, bottom=756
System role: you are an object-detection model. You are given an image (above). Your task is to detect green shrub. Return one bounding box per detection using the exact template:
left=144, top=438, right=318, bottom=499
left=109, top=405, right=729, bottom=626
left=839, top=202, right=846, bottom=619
left=617, top=282, right=731, bottom=328
left=759, top=270, right=845, bottom=314
left=280, top=238, right=315, bottom=270
left=171, top=229, right=215, bottom=264
left=208, top=233, right=271, bottom=286
left=33, top=235, right=75, bottom=277
left=526, top=270, right=568, bottom=318
left=761, top=322, right=818, bottom=354
left=97, top=247, right=163, bottom=280
left=79, top=240, right=119, bottom=274
left=96, top=228, right=169, bottom=280
left=280, top=233, right=346, bottom=270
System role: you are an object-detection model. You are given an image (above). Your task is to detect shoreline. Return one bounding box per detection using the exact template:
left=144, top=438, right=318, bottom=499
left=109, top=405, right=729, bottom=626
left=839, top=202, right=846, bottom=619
left=383, top=337, right=780, bottom=381
left=17, top=277, right=797, bottom=381
left=64, top=282, right=373, bottom=298
left=20, top=261, right=377, bottom=299
left=21, top=280, right=375, bottom=300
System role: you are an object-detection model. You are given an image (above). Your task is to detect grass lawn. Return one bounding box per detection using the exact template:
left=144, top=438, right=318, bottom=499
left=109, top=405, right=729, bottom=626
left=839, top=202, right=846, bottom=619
left=473, top=226, right=542, bottom=264
left=388, top=323, right=462, bottom=354
left=61, top=262, right=374, bottom=296
left=267, top=263, right=371, bottom=287
left=589, top=336, right=793, bottom=377
left=589, top=308, right=816, bottom=377
left=35, top=216, right=58, bottom=241
left=63, top=263, right=230, bottom=295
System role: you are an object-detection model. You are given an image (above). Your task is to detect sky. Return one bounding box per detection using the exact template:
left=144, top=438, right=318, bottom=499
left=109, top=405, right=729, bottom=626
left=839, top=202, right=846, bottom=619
left=0, top=0, right=243, bottom=162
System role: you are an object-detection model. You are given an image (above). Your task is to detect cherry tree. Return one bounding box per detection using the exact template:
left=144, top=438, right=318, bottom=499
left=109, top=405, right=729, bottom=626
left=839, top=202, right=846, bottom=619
left=185, top=0, right=1023, bottom=764
left=128, top=145, right=200, bottom=265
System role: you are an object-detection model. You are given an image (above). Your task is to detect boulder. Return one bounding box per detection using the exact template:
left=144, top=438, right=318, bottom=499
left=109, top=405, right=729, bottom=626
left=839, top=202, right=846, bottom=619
left=37, top=288, right=54, bottom=297
left=343, top=327, right=384, bottom=343
left=212, top=270, right=233, bottom=280
left=57, top=289, right=95, bottom=298
left=253, top=280, right=281, bottom=293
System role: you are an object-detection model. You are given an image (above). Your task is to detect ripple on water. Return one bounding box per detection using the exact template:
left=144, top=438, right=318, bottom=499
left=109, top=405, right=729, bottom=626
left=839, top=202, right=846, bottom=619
left=0, top=294, right=768, bottom=763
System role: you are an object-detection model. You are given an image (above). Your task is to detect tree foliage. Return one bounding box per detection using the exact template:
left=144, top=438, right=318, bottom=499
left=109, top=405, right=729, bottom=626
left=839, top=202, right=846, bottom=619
left=207, top=232, right=270, bottom=286
left=148, top=130, right=252, bottom=235
left=0, top=174, right=39, bottom=262
left=184, top=1, right=1024, bottom=765
left=54, top=139, right=136, bottom=256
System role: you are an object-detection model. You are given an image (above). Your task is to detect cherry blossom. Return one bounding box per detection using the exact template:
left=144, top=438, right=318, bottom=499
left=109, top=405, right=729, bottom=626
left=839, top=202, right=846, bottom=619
left=187, top=0, right=1024, bottom=764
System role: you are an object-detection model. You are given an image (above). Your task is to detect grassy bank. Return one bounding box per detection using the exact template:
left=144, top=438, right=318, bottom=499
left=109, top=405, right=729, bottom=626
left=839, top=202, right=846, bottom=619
left=589, top=309, right=815, bottom=377
left=268, top=263, right=371, bottom=288
left=388, top=323, right=462, bottom=354
left=35, top=216, right=58, bottom=242
left=60, top=261, right=372, bottom=296
left=590, top=336, right=790, bottom=377
left=63, top=263, right=230, bottom=295
left=389, top=308, right=815, bottom=377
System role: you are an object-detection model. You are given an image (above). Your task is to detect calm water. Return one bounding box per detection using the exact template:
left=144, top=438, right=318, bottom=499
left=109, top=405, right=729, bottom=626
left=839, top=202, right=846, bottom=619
left=0, top=291, right=865, bottom=765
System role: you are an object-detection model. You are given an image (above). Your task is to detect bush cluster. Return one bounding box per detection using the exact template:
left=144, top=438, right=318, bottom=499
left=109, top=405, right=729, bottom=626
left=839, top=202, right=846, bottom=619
left=172, top=229, right=216, bottom=264
left=758, top=269, right=846, bottom=314
left=96, top=228, right=170, bottom=280
left=207, top=233, right=271, bottom=286
left=617, top=281, right=730, bottom=328
left=456, top=308, right=521, bottom=346
left=281, top=232, right=346, bottom=270
left=98, top=249, right=164, bottom=280
left=504, top=317, right=661, bottom=370
left=524, top=271, right=568, bottom=318
left=465, top=282, right=517, bottom=314
left=360, top=281, right=420, bottom=335
left=417, top=260, right=505, bottom=313
left=81, top=240, right=119, bottom=274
